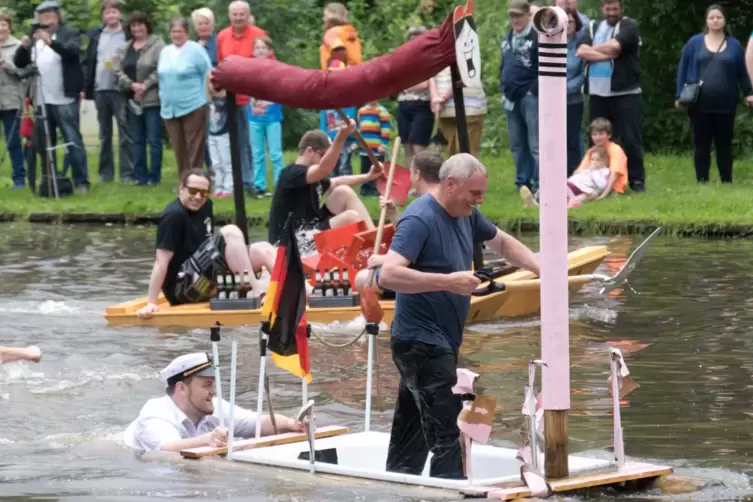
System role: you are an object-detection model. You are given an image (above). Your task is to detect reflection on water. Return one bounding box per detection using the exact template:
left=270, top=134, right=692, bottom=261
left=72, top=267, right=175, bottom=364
left=0, top=223, right=752, bottom=500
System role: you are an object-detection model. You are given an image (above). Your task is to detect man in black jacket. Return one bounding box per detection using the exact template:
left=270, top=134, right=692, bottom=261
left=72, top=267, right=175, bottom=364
left=82, top=0, right=132, bottom=183
left=14, top=0, right=90, bottom=194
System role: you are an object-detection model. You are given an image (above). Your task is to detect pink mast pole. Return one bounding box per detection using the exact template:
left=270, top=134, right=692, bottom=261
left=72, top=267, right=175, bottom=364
left=532, top=6, right=571, bottom=479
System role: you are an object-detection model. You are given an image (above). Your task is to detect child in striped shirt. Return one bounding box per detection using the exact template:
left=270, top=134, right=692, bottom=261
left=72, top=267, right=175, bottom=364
left=356, top=100, right=393, bottom=196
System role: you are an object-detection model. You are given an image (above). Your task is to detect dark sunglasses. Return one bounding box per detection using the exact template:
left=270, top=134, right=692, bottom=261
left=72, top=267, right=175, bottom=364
left=186, top=186, right=209, bottom=198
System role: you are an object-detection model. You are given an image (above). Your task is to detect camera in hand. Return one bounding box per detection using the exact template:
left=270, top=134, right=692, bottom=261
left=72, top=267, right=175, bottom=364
left=29, top=23, right=50, bottom=37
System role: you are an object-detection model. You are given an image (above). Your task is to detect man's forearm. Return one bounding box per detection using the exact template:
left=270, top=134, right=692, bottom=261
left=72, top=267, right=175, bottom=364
left=159, top=435, right=208, bottom=452
left=379, top=264, right=450, bottom=293
left=593, top=42, right=620, bottom=58
left=576, top=45, right=613, bottom=62
left=259, top=414, right=297, bottom=436
left=146, top=262, right=168, bottom=304
left=487, top=234, right=541, bottom=277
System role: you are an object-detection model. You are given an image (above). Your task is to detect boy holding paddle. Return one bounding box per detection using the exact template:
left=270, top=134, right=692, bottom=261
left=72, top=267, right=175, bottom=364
left=267, top=122, right=383, bottom=251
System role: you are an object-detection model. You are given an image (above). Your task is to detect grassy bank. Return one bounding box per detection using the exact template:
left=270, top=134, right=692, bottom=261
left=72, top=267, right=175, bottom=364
left=2, top=147, right=753, bottom=237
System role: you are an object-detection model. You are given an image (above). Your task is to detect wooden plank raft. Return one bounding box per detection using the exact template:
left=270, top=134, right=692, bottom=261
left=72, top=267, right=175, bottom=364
left=180, top=425, right=348, bottom=459
left=461, top=462, right=673, bottom=500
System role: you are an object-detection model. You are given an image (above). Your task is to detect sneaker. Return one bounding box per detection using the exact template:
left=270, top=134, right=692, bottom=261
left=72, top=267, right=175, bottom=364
left=247, top=187, right=265, bottom=199
left=75, top=185, right=90, bottom=195
left=519, top=186, right=538, bottom=208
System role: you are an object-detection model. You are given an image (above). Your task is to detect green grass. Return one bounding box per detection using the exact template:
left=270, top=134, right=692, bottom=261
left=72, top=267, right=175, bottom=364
left=2, top=146, right=753, bottom=236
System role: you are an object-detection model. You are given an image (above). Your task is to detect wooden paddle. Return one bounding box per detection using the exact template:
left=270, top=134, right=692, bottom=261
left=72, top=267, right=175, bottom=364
left=474, top=274, right=612, bottom=295
left=366, top=135, right=402, bottom=288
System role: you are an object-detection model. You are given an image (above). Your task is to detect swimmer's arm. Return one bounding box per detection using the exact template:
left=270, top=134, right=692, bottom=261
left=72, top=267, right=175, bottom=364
left=257, top=414, right=302, bottom=436
left=146, top=249, right=173, bottom=304
left=131, top=419, right=207, bottom=453
left=159, top=434, right=213, bottom=452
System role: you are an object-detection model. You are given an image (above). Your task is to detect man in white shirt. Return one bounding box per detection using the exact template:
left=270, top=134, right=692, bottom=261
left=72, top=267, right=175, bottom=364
left=124, top=352, right=306, bottom=454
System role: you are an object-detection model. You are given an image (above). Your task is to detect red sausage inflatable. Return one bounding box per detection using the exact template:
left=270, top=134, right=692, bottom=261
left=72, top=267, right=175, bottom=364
left=210, top=1, right=477, bottom=110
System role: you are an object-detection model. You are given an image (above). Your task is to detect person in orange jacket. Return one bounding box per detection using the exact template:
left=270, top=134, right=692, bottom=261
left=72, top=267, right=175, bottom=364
left=320, top=3, right=362, bottom=71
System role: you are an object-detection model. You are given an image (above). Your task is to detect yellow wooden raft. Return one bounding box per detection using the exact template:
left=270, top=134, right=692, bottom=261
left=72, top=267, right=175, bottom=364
left=104, top=245, right=610, bottom=328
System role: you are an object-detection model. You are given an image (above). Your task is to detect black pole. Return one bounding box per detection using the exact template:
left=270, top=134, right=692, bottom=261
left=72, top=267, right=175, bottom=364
left=226, top=92, right=249, bottom=245
left=450, top=64, right=484, bottom=270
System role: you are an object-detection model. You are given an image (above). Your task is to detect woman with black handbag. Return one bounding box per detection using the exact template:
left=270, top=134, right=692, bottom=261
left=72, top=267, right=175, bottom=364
left=675, top=4, right=753, bottom=184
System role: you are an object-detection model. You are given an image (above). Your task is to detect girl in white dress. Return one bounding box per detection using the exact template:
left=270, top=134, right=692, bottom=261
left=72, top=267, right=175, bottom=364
left=566, top=146, right=610, bottom=207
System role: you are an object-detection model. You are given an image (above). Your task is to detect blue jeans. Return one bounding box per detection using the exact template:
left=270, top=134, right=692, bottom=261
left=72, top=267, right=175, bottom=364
left=36, top=101, right=89, bottom=188
left=504, top=94, right=539, bottom=191
left=360, top=154, right=382, bottom=195
left=0, top=109, right=25, bottom=187
left=249, top=120, right=284, bottom=191
left=566, top=101, right=585, bottom=176
left=130, top=105, right=163, bottom=184
left=236, top=104, right=253, bottom=190
left=335, top=147, right=353, bottom=176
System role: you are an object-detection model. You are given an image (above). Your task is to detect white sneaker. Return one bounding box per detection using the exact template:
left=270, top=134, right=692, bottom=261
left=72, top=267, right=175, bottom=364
left=519, top=186, right=538, bottom=208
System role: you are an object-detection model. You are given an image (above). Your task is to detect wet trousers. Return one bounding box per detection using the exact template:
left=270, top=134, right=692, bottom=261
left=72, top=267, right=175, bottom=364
left=385, top=340, right=464, bottom=479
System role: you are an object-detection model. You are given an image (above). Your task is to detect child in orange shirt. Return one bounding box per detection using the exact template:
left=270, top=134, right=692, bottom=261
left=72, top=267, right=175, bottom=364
left=320, top=3, right=362, bottom=70
left=520, top=118, right=627, bottom=208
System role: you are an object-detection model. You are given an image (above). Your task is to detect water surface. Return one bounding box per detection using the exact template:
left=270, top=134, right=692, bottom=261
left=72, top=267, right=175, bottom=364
left=1, top=223, right=752, bottom=501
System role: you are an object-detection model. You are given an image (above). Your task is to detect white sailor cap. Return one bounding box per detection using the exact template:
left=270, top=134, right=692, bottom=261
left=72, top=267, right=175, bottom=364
left=160, top=352, right=216, bottom=387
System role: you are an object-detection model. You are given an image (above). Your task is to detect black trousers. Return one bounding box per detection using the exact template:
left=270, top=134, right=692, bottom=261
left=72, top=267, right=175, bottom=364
left=589, top=93, right=645, bottom=188
left=689, top=110, right=735, bottom=183
left=385, top=340, right=464, bottom=479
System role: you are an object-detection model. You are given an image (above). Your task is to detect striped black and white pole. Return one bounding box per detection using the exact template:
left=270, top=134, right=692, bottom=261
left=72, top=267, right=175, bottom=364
left=531, top=6, right=572, bottom=481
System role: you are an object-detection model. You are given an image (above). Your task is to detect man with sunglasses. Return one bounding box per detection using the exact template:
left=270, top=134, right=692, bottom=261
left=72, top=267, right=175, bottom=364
left=267, top=121, right=383, bottom=253
left=136, top=169, right=275, bottom=319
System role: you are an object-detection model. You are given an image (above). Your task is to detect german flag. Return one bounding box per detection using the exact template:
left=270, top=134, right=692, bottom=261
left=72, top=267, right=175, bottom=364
left=260, top=213, right=311, bottom=383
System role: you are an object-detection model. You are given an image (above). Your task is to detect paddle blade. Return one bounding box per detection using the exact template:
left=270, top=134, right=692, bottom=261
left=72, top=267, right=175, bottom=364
left=360, top=286, right=383, bottom=323
left=376, top=161, right=412, bottom=206
left=601, top=227, right=662, bottom=295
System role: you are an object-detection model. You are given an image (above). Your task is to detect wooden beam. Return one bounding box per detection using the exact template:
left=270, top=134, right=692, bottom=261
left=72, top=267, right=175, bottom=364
left=180, top=425, right=348, bottom=459
left=544, top=410, right=569, bottom=479
left=461, top=462, right=674, bottom=500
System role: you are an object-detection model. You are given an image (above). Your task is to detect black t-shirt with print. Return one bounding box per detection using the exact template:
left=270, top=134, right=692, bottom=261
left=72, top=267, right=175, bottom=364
left=156, top=198, right=215, bottom=303
left=268, top=163, right=332, bottom=245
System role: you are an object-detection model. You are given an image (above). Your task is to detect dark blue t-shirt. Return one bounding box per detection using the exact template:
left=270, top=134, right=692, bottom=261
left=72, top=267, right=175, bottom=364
left=388, top=194, right=498, bottom=354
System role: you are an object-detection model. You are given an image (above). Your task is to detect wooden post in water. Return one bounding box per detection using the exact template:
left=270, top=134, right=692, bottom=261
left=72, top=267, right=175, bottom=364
left=532, top=6, right=570, bottom=479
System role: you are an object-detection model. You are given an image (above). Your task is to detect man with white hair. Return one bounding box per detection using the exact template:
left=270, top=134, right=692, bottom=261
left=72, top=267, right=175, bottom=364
left=216, top=1, right=271, bottom=198
left=124, top=352, right=306, bottom=454
left=379, top=153, right=541, bottom=479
